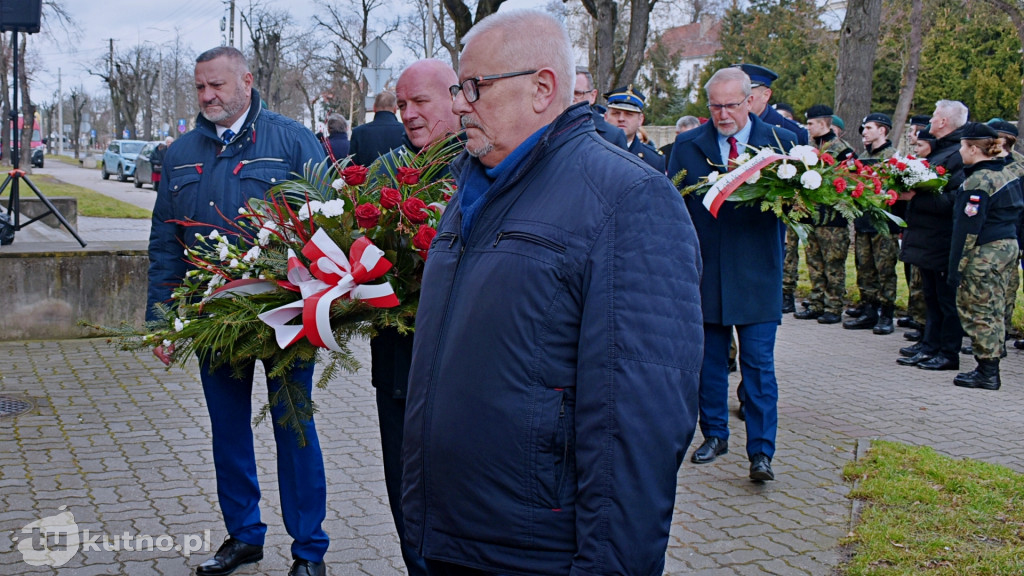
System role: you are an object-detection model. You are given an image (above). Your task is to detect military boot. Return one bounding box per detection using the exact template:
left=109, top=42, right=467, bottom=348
left=781, top=292, right=795, bottom=314
left=872, top=304, right=895, bottom=335
left=843, top=304, right=877, bottom=330
left=953, top=357, right=1000, bottom=390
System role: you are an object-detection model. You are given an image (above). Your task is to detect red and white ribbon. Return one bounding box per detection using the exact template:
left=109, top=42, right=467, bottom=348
left=258, top=229, right=399, bottom=352
left=703, top=149, right=791, bottom=217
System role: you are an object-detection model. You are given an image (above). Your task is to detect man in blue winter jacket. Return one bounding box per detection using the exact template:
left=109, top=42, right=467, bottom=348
left=401, top=9, right=704, bottom=576
left=147, top=46, right=328, bottom=576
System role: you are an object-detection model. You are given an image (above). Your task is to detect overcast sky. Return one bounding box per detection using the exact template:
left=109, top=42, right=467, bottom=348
left=24, top=0, right=541, bottom=101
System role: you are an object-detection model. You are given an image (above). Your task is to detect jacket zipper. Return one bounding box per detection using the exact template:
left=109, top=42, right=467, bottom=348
left=493, top=230, right=566, bottom=253
left=232, top=157, right=288, bottom=175
left=172, top=163, right=204, bottom=174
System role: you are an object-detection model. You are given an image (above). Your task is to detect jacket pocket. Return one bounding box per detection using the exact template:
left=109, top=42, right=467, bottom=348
left=534, top=387, right=575, bottom=509
left=166, top=169, right=202, bottom=221
left=236, top=158, right=292, bottom=190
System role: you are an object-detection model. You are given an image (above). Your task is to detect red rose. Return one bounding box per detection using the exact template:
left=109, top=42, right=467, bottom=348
left=401, top=197, right=429, bottom=223
left=396, top=167, right=423, bottom=186
left=380, top=187, right=402, bottom=209
left=342, top=165, right=369, bottom=186
left=872, top=177, right=882, bottom=194
left=821, top=153, right=835, bottom=166
left=936, top=166, right=946, bottom=176
left=852, top=182, right=865, bottom=198
left=354, top=202, right=381, bottom=228
left=886, top=190, right=898, bottom=206
left=413, top=224, right=436, bottom=251
left=888, top=157, right=899, bottom=165
left=896, top=162, right=907, bottom=171
left=833, top=178, right=848, bottom=193
left=922, top=159, right=930, bottom=168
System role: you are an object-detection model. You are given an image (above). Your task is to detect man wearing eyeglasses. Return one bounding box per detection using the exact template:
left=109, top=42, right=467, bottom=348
left=603, top=84, right=666, bottom=172
left=402, top=9, right=703, bottom=576
left=573, top=66, right=628, bottom=149
left=667, top=66, right=797, bottom=483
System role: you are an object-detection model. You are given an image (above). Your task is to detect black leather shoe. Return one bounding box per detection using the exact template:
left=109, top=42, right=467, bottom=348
left=749, top=453, right=775, bottom=481
left=817, top=312, right=842, bottom=324
left=843, top=312, right=876, bottom=329
left=845, top=304, right=865, bottom=317
left=899, top=342, right=924, bottom=357
left=897, top=352, right=933, bottom=366
left=1014, top=339, right=1024, bottom=350
left=691, top=437, right=728, bottom=464
left=793, top=308, right=823, bottom=320
left=288, top=558, right=326, bottom=576
left=197, top=537, right=263, bottom=576
left=897, top=317, right=923, bottom=330
left=903, top=330, right=922, bottom=341
left=781, top=293, right=796, bottom=314
left=917, top=355, right=959, bottom=370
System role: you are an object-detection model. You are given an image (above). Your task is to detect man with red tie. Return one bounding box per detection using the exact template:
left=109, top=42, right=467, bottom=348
left=666, top=66, right=797, bottom=482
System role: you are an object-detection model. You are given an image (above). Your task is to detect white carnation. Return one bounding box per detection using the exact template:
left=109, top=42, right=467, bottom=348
left=777, top=163, right=798, bottom=180
left=297, top=201, right=323, bottom=221
left=218, top=243, right=229, bottom=261
left=228, top=258, right=239, bottom=268
left=789, top=145, right=819, bottom=167
left=320, top=199, right=347, bottom=218
left=243, top=246, right=261, bottom=262
left=209, top=230, right=221, bottom=241
left=800, top=170, right=823, bottom=190
left=257, top=222, right=277, bottom=246
left=707, top=171, right=720, bottom=183
left=174, top=318, right=184, bottom=332
left=747, top=170, right=762, bottom=184
left=734, top=152, right=751, bottom=165
left=331, top=178, right=346, bottom=190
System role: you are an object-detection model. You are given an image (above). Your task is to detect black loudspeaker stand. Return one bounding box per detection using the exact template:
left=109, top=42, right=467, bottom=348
left=0, top=21, right=85, bottom=246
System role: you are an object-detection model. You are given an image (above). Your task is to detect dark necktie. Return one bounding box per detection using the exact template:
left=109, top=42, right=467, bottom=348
left=221, top=129, right=235, bottom=145
left=727, top=136, right=739, bottom=161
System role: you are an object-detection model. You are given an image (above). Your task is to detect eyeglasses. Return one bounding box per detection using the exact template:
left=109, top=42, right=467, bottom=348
left=707, top=100, right=747, bottom=112
left=449, top=70, right=538, bottom=103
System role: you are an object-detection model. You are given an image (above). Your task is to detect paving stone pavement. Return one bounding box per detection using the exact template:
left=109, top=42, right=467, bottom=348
left=1, top=317, right=1023, bottom=575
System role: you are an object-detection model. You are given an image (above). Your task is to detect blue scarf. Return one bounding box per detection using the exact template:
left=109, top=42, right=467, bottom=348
left=459, top=126, right=547, bottom=238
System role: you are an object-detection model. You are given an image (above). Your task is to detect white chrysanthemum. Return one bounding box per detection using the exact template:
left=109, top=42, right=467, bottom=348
left=174, top=318, right=185, bottom=332
left=320, top=199, right=346, bottom=218
left=257, top=222, right=277, bottom=246
left=789, top=145, right=819, bottom=167
left=777, top=163, right=798, bottom=180
left=331, top=178, right=346, bottom=190
left=243, top=246, right=261, bottom=262
left=707, top=171, right=720, bottom=183
left=747, top=170, right=762, bottom=184
left=800, top=170, right=823, bottom=190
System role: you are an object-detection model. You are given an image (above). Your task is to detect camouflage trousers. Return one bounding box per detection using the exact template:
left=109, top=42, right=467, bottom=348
left=805, top=226, right=849, bottom=315
left=957, top=239, right=1018, bottom=359
left=905, top=263, right=927, bottom=323
left=1003, top=257, right=1021, bottom=332
left=853, top=231, right=898, bottom=307
left=783, top=227, right=801, bottom=295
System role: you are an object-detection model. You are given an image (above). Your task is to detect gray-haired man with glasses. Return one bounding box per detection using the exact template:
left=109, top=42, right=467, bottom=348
left=667, top=66, right=798, bottom=483
left=568, top=66, right=628, bottom=149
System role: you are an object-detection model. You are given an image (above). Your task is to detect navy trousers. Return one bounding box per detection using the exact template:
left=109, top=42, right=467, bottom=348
left=698, top=322, right=779, bottom=459
left=199, top=358, right=329, bottom=562
left=919, top=267, right=963, bottom=359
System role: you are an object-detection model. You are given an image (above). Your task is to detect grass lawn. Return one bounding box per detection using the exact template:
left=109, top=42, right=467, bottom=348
left=0, top=164, right=150, bottom=219
left=841, top=441, right=1024, bottom=575
left=791, top=237, right=1024, bottom=333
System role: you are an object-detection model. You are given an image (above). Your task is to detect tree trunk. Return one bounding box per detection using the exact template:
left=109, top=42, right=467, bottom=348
left=984, top=0, right=1024, bottom=152
left=834, top=0, right=883, bottom=155
left=614, top=0, right=654, bottom=88
left=582, top=0, right=618, bottom=94
left=18, top=35, right=33, bottom=169
left=890, top=0, right=924, bottom=150
left=1, top=32, right=11, bottom=163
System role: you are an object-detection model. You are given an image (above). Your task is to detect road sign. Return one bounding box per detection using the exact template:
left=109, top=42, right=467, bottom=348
left=363, top=67, right=392, bottom=95
left=362, top=37, right=391, bottom=67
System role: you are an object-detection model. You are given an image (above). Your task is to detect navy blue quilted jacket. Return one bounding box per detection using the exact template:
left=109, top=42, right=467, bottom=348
left=401, top=103, right=703, bottom=575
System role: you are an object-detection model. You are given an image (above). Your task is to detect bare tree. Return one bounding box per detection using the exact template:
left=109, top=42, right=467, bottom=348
left=889, top=0, right=924, bottom=147
left=441, top=0, right=509, bottom=54
left=69, top=87, right=87, bottom=159
left=93, top=44, right=161, bottom=140
left=403, top=0, right=455, bottom=64
left=834, top=0, right=883, bottom=155
left=313, top=0, right=401, bottom=125
left=576, top=0, right=664, bottom=93
left=241, top=4, right=295, bottom=108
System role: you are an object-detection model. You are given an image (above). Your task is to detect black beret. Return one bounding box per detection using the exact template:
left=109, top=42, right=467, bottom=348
left=774, top=102, right=795, bottom=116
left=909, top=115, right=932, bottom=126
left=805, top=104, right=834, bottom=120
left=960, top=122, right=999, bottom=140
left=915, top=129, right=936, bottom=142
left=988, top=120, right=1018, bottom=137
left=859, top=113, right=892, bottom=133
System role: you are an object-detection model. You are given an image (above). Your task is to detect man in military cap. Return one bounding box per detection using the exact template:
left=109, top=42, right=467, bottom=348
left=735, top=63, right=808, bottom=145
left=845, top=113, right=899, bottom=334
left=907, top=115, right=932, bottom=150
left=794, top=104, right=855, bottom=324
left=604, top=84, right=666, bottom=172
left=573, top=67, right=628, bottom=150
left=831, top=114, right=846, bottom=138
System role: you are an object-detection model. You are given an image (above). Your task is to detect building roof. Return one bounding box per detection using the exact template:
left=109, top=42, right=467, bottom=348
left=658, top=20, right=722, bottom=61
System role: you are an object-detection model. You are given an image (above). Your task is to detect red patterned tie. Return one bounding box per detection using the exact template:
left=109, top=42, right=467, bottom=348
left=727, top=136, right=739, bottom=161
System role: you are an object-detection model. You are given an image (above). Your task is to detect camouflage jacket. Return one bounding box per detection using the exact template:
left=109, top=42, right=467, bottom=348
left=861, top=140, right=895, bottom=163
left=948, top=159, right=1024, bottom=283
left=812, top=133, right=855, bottom=226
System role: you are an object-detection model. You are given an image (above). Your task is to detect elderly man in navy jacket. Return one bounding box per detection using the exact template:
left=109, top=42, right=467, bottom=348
left=667, top=66, right=797, bottom=482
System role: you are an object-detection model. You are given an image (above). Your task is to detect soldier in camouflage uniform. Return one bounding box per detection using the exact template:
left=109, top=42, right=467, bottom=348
left=845, top=113, right=900, bottom=334
left=949, top=123, right=1024, bottom=390
left=988, top=121, right=1024, bottom=347
left=793, top=105, right=855, bottom=324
